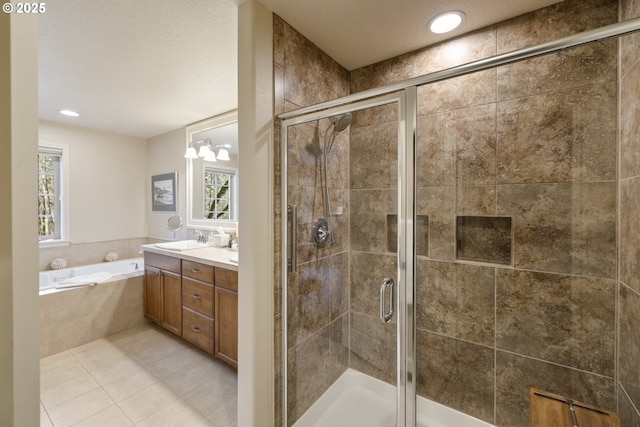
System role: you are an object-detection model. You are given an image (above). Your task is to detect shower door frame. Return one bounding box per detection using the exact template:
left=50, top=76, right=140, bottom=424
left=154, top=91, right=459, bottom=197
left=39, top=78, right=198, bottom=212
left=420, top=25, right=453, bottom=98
left=279, top=17, right=640, bottom=427
left=280, top=90, right=416, bottom=427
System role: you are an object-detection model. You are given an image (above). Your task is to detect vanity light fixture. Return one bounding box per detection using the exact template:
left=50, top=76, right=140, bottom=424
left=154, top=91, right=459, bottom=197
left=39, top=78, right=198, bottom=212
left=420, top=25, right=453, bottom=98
left=428, top=11, right=465, bottom=34
left=215, top=145, right=231, bottom=161
left=59, top=109, right=80, bottom=117
left=184, top=139, right=231, bottom=161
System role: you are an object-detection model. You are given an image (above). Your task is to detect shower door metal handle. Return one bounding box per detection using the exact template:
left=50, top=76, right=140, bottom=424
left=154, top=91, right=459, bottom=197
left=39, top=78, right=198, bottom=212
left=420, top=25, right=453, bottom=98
left=287, top=205, right=297, bottom=273
left=379, top=278, right=394, bottom=324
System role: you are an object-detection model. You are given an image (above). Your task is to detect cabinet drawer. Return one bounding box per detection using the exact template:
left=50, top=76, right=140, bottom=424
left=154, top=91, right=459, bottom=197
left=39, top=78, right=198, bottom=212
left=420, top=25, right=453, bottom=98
left=182, top=308, right=213, bottom=354
left=182, top=278, right=214, bottom=317
left=144, top=252, right=180, bottom=274
left=182, top=260, right=214, bottom=283
left=215, top=268, right=238, bottom=291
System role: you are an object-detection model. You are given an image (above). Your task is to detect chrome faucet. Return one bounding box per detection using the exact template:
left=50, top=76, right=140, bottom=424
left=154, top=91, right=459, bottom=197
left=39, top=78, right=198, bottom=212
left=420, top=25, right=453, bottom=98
left=194, top=230, right=207, bottom=244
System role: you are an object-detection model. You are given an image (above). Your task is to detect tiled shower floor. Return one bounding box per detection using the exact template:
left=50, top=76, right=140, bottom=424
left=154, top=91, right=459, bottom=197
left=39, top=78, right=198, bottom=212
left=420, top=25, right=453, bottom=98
left=40, top=323, right=237, bottom=427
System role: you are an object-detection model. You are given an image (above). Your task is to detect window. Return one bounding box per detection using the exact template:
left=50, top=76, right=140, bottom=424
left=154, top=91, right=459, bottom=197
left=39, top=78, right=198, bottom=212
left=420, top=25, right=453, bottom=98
left=203, top=167, right=236, bottom=220
left=38, top=144, right=68, bottom=244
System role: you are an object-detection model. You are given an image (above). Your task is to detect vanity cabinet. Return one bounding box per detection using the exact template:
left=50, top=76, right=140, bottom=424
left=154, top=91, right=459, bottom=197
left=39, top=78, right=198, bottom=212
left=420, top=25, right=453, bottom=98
left=214, top=268, right=238, bottom=368
left=142, top=248, right=238, bottom=369
left=181, top=260, right=215, bottom=354
left=143, top=252, right=182, bottom=336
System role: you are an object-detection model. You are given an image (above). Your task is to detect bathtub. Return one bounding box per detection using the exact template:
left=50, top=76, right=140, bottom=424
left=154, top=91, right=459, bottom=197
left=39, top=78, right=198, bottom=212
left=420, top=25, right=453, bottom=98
left=293, top=369, right=494, bottom=427
left=39, top=257, right=144, bottom=293
left=39, top=258, right=146, bottom=357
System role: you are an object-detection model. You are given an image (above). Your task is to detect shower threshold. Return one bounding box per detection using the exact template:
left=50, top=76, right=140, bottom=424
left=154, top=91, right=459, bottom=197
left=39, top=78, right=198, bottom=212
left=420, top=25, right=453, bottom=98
left=293, top=369, right=494, bottom=427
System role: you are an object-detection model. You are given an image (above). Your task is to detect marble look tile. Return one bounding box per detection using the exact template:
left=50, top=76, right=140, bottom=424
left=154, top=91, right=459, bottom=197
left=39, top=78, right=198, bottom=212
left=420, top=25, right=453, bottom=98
left=287, top=317, right=348, bottom=424
left=497, top=182, right=616, bottom=278
left=351, top=103, right=397, bottom=129
left=286, top=120, right=323, bottom=188
left=620, top=59, right=640, bottom=179
left=416, top=260, right=495, bottom=346
left=416, top=187, right=455, bottom=261
left=287, top=185, right=349, bottom=263
left=413, top=27, right=497, bottom=76
left=350, top=252, right=397, bottom=319
left=349, top=312, right=396, bottom=386
left=416, top=330, right=494, bottom=424
left=495, top=351, right=615, bottom=427
left=456, top=216, right=512, bottom=265
left=618, top=385, right=640, bottom=427
left=496, top=83, right=616, bottom=184
left=283, top=20, right=349, bottom=108
left=620, top=177, right=640, bottom=294
left=620, top=0, right=640, bottom=78
left=455, top=186, right=496, bottom=216
left=417, top=70, right=496, bottom=116
left=287, top=253, right=347, bottom=348
left=350, top=53, right=415, bottom=94
left=416, top=113, right=455, bottom=188
left=619, top=285, right=640, bottom=410
left=497, top=269, right=615, bottom=376
left=273, top=15, right=285, bottom=67
left=496, top=0, right=617, bottom=53
left=350, top=121, right=398, bottom=190
left=274, top=63, right=285, bottom=118
left=497, top=41, right=617, bottom=102
left=286, top=256, right=332, bottom=348
left=350, top=188, right=397, bottom=253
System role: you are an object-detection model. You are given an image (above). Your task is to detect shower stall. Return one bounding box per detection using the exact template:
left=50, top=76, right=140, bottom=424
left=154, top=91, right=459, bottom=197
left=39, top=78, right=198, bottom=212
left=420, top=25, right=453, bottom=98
left=280, top=16, right=640, bottom=427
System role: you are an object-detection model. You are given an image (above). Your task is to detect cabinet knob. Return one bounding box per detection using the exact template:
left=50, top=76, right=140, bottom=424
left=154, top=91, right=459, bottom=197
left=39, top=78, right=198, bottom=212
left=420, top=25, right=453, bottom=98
left=192, top=294, right=201, bottom=299
left=192, top=326, right=201, bottom=333
left=191, top=268, right=200, bottom=273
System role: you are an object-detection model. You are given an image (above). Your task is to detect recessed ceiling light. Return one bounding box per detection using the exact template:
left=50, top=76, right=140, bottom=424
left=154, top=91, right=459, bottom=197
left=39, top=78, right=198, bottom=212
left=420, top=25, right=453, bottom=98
left=58, top=109, right=80, bottom=117
left=428, top=11, right=465, bottom=34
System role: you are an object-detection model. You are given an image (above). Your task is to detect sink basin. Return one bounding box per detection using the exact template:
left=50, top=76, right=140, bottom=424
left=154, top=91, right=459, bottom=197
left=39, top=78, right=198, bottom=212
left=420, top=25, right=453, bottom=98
left=154, top=240, right=209, bottom=251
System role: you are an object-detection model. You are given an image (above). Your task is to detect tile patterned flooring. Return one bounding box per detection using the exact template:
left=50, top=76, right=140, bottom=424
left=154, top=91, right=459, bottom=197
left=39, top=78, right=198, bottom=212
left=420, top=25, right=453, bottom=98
left=40, top=323, right=237, bottom=427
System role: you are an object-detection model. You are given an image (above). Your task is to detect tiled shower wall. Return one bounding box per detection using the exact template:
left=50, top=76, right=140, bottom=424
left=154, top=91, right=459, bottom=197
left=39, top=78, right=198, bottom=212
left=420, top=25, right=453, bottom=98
left=274, top=0, right=640, bottom=425
left=273, top=14, right=351, bottom=425
left=351, top=0, right=621, bottom=425
left=619, top=0, right=640, bottom=425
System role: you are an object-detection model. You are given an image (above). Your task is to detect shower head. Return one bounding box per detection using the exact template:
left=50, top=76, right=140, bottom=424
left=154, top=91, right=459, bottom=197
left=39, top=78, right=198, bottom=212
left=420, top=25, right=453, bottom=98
left=329, top=113, right=352, bottom=134
left=325, top=113, right=352, bottom=156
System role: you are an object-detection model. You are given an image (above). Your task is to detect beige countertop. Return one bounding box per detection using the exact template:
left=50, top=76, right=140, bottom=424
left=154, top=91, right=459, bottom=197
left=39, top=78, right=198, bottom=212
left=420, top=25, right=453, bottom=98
left=140, top=243, right=238, bottom=271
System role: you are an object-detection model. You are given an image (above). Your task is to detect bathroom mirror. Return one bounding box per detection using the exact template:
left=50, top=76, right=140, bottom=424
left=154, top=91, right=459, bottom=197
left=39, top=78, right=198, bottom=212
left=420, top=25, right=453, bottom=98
left=166, top=214, right=183, bottom=239
left=186, top=110, right=238, bottom=231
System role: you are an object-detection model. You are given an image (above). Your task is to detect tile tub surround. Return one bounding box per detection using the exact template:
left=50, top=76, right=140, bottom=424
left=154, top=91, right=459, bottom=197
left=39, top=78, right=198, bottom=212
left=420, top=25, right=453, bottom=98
left=39, top=237, right=149, bottom=271
left=274, top=0, right=640, bottom=426
left=40, top=274, right=145, bottom=357
left=40, top=324, right=237, bottom=427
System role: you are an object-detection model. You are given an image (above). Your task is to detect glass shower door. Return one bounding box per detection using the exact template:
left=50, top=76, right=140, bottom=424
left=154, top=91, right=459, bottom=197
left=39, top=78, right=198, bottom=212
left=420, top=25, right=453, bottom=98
left=282, top=93, right=408, bottom=427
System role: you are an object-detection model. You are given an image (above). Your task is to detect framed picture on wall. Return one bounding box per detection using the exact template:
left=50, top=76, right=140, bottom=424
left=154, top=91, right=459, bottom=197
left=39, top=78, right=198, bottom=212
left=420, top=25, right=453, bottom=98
left=151, top=172, right=177, bottom=212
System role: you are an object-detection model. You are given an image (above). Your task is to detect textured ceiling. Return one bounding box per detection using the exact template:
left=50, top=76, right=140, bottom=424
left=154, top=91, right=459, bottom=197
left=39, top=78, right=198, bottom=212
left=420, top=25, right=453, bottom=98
left=38, top=0, right=238, bottom=138
left=38, top=0, right=563, bottom=138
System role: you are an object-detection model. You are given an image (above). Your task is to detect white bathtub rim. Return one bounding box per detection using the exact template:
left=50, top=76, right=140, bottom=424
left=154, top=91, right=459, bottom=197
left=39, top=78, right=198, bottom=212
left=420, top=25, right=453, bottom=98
left=39, top=257, right=144, bottom=295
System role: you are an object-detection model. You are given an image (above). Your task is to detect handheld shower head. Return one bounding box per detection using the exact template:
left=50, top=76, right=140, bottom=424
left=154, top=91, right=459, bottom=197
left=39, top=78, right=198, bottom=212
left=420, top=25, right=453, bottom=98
left=329, top=113, right=352, bottom=134
left=325, top=113, right=352, bottom=156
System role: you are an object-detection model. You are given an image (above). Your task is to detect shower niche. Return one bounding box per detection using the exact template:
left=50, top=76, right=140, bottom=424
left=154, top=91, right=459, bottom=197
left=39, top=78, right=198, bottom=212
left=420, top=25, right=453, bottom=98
left=455, top=216, right=512, bottom=266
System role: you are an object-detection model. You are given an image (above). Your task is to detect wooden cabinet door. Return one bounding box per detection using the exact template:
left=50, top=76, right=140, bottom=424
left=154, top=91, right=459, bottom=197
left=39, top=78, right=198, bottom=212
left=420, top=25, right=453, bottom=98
left=214, top=286, right=238, bottom=368
left=144, top=267, right=162, bottom=325
left=162, top=270, right=182, bottom=336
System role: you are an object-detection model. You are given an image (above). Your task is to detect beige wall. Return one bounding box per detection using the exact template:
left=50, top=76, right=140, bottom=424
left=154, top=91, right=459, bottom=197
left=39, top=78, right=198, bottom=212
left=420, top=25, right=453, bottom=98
left=39, top=120, right=148, bottom=243
left=237, top=1, right=275, bottom=425
left=146, top=127, right=189, bottom=240
left=0, top=11, right=41, bottom=427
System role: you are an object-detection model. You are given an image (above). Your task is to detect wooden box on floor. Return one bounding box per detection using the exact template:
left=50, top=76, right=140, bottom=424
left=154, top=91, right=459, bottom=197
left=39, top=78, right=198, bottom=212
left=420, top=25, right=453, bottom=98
left=529, top=388, right=621, bottom=427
